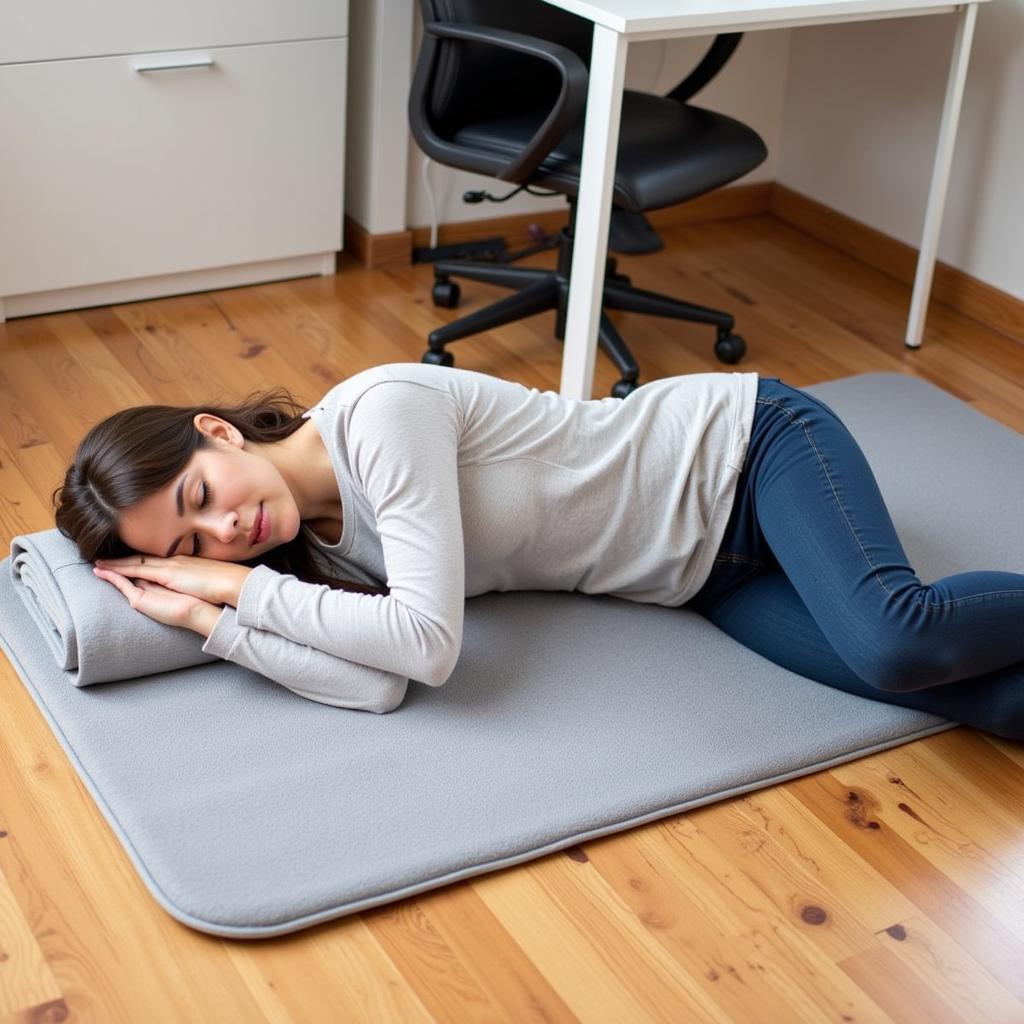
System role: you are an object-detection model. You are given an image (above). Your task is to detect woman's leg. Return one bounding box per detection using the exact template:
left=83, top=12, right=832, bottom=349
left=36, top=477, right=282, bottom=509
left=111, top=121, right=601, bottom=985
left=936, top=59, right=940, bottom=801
left=692, top=568, right=1024, bottom=739
left=689, top=377, right=1024, bottom=738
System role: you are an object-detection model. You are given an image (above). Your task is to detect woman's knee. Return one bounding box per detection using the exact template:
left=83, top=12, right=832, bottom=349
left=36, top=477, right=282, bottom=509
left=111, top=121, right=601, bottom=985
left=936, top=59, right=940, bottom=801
left=841, top=634, right=963, bottom=693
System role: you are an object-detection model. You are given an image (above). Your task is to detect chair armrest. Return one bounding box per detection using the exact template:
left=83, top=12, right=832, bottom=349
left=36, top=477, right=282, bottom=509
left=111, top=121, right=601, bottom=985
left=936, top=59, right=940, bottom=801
left=665, top=33, right=743, bottom=104
left=417, top=21, right=589, bottom=183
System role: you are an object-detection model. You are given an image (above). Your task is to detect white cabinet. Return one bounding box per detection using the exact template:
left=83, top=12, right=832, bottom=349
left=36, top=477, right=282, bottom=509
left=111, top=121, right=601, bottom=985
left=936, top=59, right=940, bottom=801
left=0, top=2, right=349, bottom=320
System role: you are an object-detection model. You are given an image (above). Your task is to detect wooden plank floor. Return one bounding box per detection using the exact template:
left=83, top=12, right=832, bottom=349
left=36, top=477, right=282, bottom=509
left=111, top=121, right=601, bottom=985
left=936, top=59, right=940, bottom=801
left=1, top=213, right=1022, bottom=1023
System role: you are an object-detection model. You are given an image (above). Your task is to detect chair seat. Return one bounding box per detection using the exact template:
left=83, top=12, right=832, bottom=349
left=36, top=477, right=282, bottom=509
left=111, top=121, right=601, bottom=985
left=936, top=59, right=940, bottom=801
left=453, top=90, right=767, bottom=213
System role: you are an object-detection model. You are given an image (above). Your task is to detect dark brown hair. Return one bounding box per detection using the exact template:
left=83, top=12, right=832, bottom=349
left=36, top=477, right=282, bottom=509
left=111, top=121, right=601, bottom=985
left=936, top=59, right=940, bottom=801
left=52, top=387, right=387, bottom=595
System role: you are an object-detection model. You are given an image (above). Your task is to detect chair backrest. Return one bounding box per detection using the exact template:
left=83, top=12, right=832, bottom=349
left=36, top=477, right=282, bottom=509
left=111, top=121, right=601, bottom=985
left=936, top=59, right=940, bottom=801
left=416, top=0, right=593, bottom=139
left=410, top=1, right=749, bottom=190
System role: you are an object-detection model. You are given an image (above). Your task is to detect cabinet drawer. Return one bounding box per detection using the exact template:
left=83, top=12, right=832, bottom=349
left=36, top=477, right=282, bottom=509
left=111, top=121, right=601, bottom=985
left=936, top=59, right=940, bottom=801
left=0, top=38, right=347, bottom=298
left=0, top=0, right=348, bottom=64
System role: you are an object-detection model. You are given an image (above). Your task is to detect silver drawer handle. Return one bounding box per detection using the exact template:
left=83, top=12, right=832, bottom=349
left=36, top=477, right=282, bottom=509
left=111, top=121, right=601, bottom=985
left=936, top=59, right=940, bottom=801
left=132, top=57, right=216, bottom=73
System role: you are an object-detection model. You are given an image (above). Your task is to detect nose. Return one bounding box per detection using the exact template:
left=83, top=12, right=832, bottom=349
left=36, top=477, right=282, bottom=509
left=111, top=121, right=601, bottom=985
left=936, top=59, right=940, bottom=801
left=205, top=509, right=239, bottom=545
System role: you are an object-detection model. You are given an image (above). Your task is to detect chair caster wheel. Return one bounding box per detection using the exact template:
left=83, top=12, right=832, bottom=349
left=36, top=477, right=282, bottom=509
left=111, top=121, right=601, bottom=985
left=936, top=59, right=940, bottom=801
left=432, top=278, right=461, bottom=308
left=422, top=349, right=455, bottom=367
left=611, top=379, right=639, bottom=399
left=715, top=332, right=746, bottom=364
left=609, top=272, right=632, bottom=287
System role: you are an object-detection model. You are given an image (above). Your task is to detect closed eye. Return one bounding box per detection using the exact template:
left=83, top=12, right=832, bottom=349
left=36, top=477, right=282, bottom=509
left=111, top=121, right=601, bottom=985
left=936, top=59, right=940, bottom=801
left=191, top=481, right=213, bottom=556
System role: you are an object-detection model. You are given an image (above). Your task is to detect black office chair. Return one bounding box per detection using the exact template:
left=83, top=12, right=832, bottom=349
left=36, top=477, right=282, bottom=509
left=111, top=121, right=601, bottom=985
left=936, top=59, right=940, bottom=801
left=409, top=0, right=768, bottom=397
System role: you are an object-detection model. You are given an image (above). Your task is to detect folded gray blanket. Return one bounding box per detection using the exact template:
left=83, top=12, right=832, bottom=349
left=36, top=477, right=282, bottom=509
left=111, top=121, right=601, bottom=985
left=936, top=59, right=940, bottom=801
left=9, top=529, right=215, bottom=687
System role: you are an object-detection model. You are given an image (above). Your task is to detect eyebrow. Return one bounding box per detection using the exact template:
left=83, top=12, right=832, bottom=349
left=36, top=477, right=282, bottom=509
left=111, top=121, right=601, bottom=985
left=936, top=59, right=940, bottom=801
left=164, top=475, right=188, bottom=558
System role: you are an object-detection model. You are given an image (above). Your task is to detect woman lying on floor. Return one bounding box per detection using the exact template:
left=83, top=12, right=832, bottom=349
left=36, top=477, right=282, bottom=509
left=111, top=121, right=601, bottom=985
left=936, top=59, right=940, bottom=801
left=53, top=362, right=1024, bottom=738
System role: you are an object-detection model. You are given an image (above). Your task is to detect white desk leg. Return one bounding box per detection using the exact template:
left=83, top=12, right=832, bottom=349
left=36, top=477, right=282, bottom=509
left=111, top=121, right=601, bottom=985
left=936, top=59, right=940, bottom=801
left=559, top=25, right=628, bottom=400
left=906, top=2, right=978, bottom=348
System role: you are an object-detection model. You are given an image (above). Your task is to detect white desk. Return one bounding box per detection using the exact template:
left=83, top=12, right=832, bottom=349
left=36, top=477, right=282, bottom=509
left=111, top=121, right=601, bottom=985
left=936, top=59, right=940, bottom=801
left=538, top=0, right=986, bottom=399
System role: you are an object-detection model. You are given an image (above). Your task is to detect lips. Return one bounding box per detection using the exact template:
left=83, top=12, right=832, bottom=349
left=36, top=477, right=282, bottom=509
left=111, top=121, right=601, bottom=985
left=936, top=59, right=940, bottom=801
left=250, top=504, right=264, bottom=546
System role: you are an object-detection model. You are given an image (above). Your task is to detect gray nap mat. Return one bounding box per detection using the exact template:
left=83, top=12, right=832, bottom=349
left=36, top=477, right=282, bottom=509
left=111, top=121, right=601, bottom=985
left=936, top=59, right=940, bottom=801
left=0, top=372, right=1019, bottom=939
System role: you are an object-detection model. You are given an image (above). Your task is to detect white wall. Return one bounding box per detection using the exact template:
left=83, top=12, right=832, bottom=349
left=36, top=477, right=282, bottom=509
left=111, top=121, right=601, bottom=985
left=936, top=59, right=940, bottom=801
left=779, top=3, right=1024, bottom=301
left=406, top=27, right=793, bottom=231
left=345, top=0, right=413, bottom=234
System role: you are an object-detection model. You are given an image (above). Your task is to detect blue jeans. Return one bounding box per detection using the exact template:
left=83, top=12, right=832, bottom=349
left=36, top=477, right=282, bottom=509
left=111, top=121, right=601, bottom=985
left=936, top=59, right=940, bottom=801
left=688, top=377, right=1024, bottom=740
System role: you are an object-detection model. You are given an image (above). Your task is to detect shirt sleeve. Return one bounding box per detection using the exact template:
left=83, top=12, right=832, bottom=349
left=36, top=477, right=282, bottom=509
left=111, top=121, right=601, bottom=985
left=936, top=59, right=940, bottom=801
left=202, top=606, right=409, bottom=713
left=233, top=381, right=466, bottom=687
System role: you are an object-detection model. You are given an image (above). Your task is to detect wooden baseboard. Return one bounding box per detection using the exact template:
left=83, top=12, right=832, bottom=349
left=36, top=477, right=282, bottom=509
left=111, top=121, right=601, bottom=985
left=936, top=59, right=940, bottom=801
left=408, top=181, right=774, bottom=252
left=769, top=184, right=1024, bottom=344
left=346, top=182, right=773, bottom=268
left=410, top=207, right=569, bottom=254
left=343, top=217, right=413, bottom=271
left=648, top=181, right=774, bottom=230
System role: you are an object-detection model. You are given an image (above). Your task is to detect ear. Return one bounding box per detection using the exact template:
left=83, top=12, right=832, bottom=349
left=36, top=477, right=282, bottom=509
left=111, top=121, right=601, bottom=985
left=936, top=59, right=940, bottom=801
left=193, top=413, right=243, bottom=447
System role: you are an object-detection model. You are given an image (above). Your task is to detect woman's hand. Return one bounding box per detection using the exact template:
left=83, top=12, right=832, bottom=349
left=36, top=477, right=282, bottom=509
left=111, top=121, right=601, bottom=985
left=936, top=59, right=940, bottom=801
left=93, top=554, right=252, bottom=607
left=93, top=568, right=223, bottom=637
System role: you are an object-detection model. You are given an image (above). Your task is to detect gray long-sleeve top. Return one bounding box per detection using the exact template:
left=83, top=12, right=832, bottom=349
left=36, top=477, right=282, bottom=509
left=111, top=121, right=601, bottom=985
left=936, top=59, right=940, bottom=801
left=202, top=363, right=759, bottom=712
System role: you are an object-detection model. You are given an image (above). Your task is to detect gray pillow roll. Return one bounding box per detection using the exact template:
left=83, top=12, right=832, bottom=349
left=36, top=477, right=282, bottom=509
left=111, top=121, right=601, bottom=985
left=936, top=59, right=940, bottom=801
left=9, top=529, right=216, bottom=687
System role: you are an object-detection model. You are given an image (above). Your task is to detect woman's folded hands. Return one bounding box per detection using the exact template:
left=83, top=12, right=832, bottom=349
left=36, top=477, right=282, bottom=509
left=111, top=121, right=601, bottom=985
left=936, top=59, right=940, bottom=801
left=93, top=555, right=253, bottom=636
